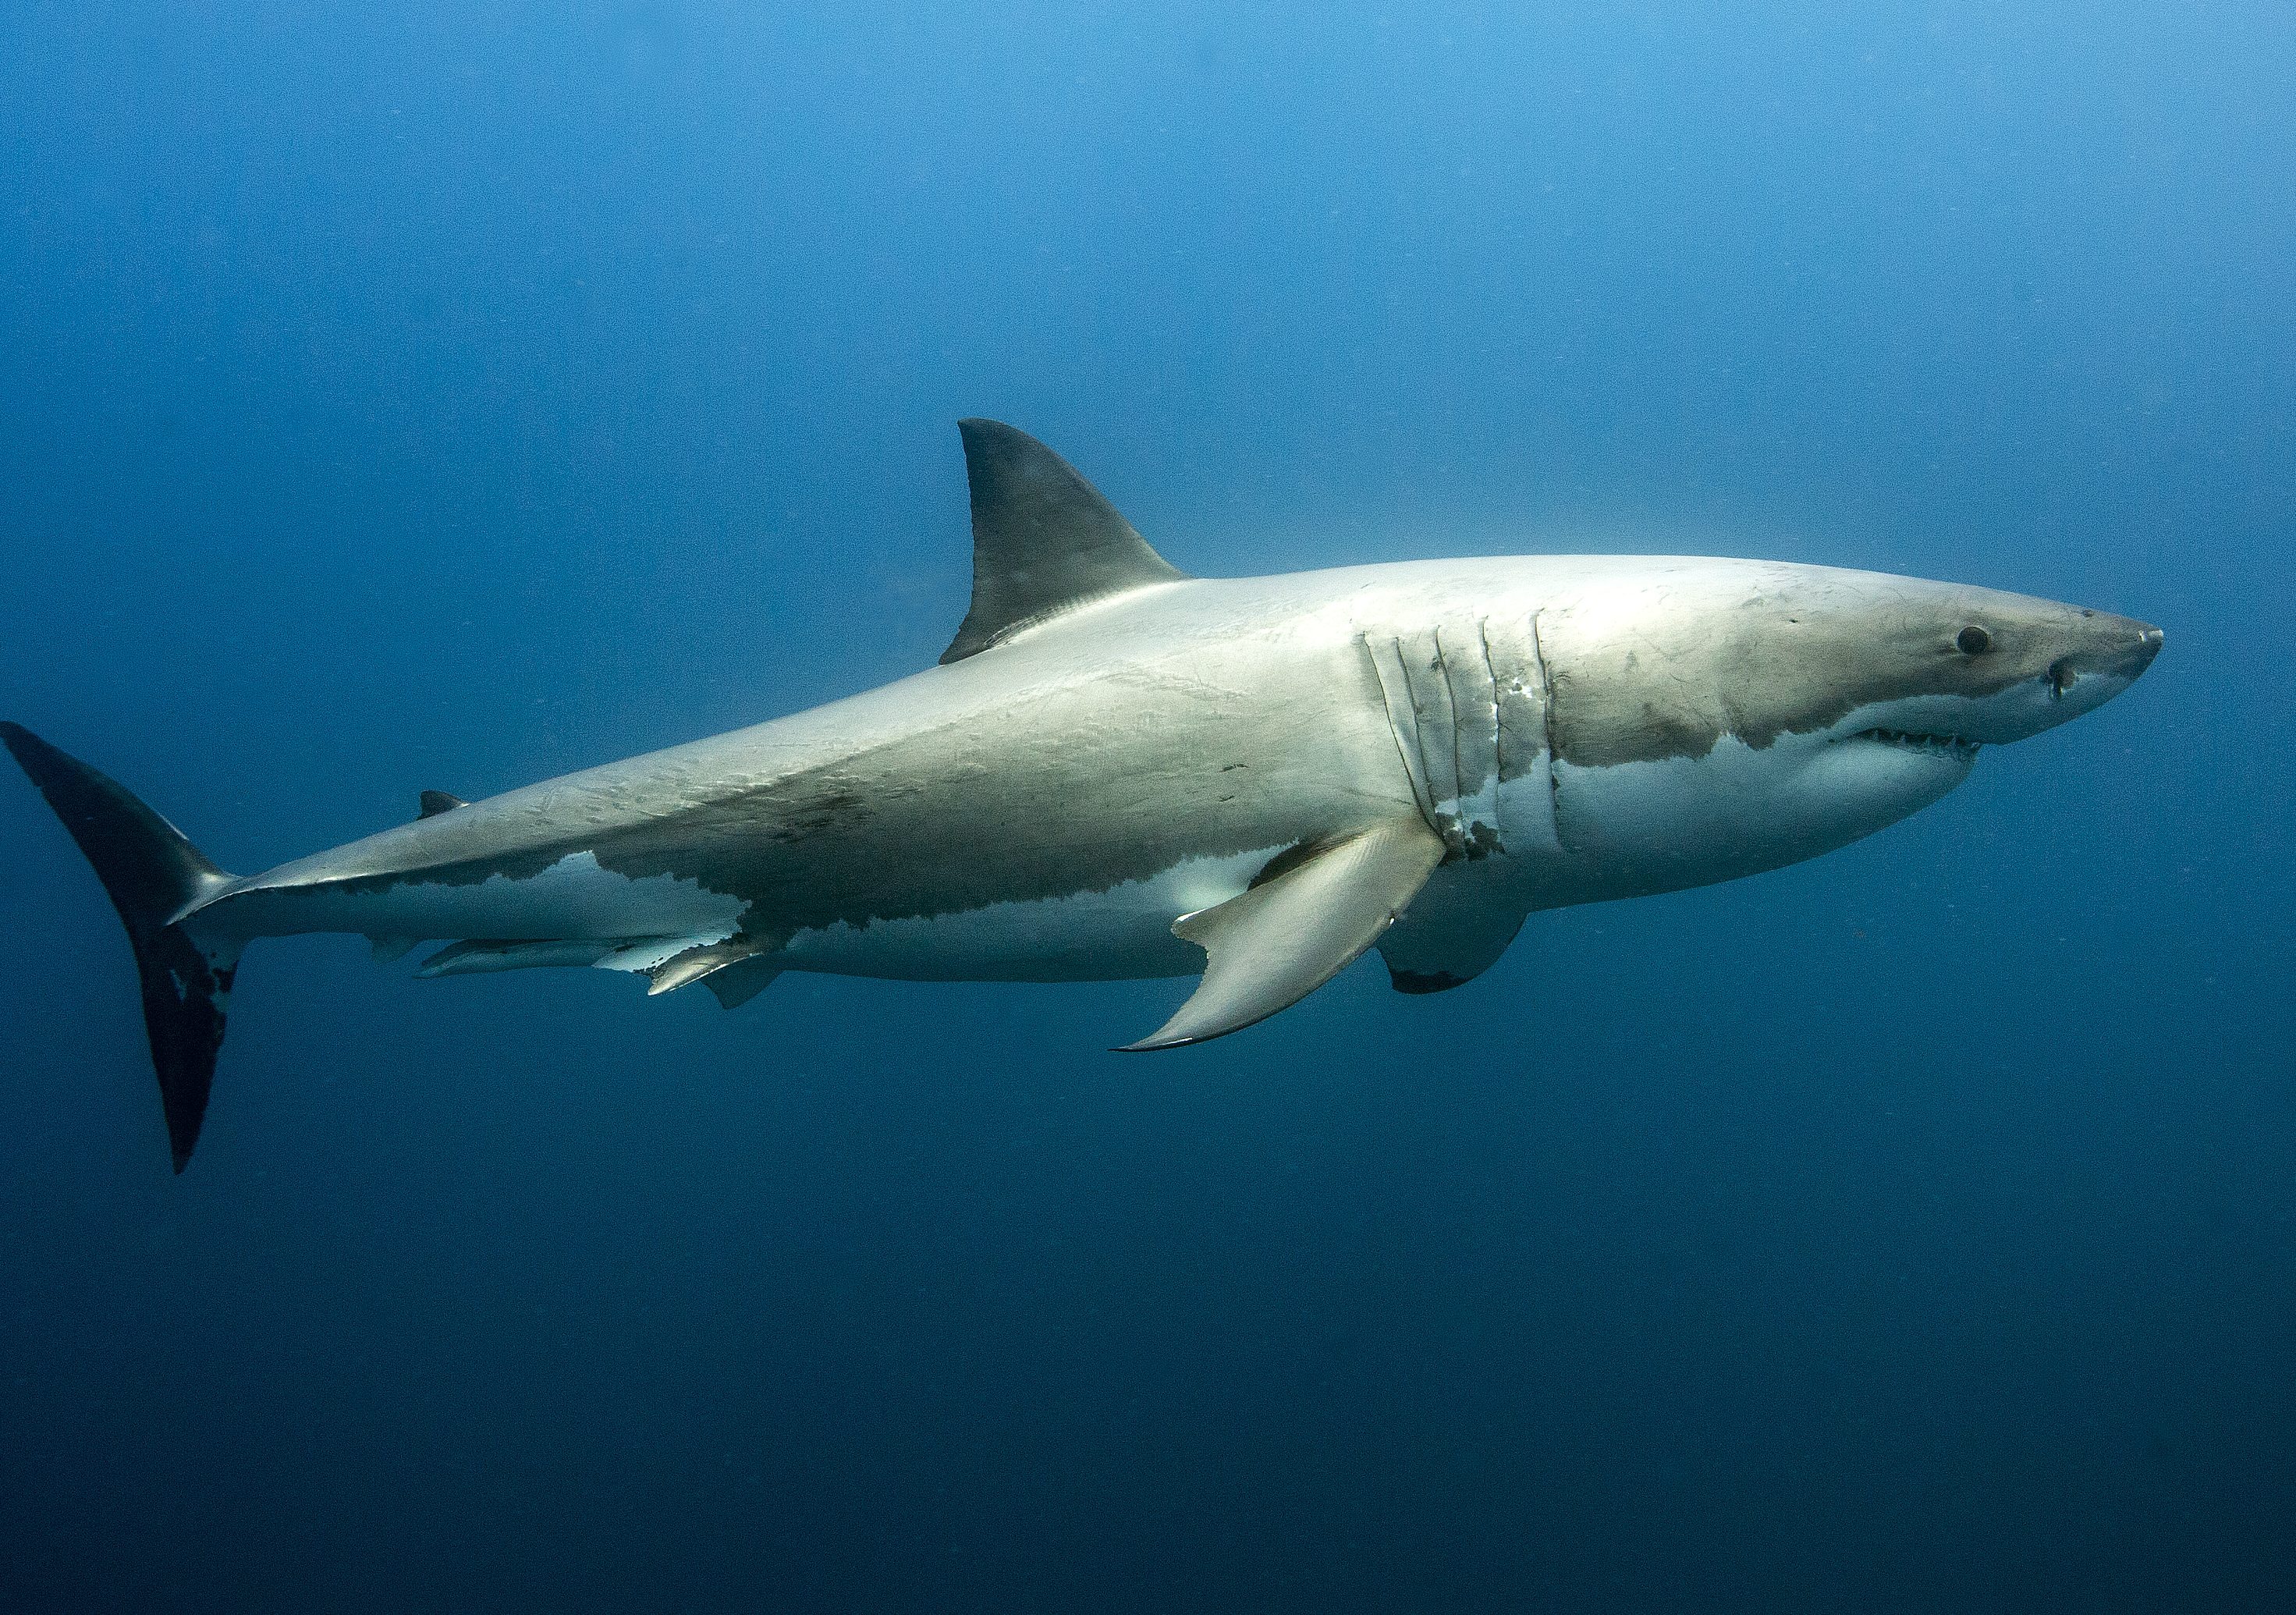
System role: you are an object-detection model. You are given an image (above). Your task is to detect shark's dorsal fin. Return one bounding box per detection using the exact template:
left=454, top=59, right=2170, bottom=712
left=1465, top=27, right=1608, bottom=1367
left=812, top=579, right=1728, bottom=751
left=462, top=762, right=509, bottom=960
left=417, top=790, right=467, bottom=818
left=1120, top=819, right=1446, bottom=1050
left=940, top=419, right=1187, bottom=664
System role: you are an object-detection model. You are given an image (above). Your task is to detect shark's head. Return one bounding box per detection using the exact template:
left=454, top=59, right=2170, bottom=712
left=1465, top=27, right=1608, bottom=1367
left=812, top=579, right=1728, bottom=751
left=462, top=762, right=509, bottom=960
left=1737, top=572, right=2163, bottom=873
left=1532, top=563, right=2163, bottom=896
left=1802, top=573, right=2163, bottom=754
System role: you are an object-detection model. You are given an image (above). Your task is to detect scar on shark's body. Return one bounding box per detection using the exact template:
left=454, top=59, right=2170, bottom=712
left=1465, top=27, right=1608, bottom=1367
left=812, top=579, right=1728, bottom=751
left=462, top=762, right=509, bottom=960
left=5, top=420, right=2163, bottom=1170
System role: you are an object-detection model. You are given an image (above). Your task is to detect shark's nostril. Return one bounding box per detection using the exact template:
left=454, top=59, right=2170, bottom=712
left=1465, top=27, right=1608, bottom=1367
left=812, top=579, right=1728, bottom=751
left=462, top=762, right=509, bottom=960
left=2061, top=622, right=2162, bottom=685
left=2117, top=622, right=2165, bottom=676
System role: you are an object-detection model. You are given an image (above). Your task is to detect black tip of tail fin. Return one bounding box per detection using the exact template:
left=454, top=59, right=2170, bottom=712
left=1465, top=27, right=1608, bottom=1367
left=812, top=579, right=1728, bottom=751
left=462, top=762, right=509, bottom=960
left=2, top=722, right=240, bottom=1173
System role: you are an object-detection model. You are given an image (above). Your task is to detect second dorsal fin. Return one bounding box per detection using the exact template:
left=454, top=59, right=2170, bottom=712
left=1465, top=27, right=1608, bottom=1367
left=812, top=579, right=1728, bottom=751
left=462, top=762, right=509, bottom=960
left=939, top=420, right=1187, bottom=664
left=417, top=790, right=467, bottom=818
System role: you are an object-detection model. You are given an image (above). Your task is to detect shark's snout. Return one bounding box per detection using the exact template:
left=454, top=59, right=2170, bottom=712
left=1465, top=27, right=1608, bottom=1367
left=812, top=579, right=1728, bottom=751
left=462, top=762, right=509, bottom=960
left=2071, top=616, right=2163, bottom=682
left=2048, top=612, right=2161, bottom=704
left=2007, top=609, right=2163, bottom=740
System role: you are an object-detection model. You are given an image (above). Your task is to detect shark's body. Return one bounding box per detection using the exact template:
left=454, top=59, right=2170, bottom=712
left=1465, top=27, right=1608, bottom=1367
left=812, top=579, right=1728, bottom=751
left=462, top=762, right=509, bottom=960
left=203, top=557, right=2054, bottom=978
left=6, top=422, right=2161, bottom=1170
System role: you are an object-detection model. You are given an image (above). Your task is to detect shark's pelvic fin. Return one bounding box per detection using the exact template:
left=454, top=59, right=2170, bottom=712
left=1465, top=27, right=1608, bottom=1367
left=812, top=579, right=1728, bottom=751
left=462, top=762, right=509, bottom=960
left=701, top=954, right=782, bottom=1010
left=1375, top=875, right=1528, bottom=994
left=413, top=933, right=782, bottom=1005
left=2, top=722, right=240, bottom=1172
left=417, top=790, right=467, bottom=818
left=415, top=938, right=622, bottom=976
left=1121, top=819, right=1446, bottom=1051
left=940, top=419, right=1187, bottom=664
left=643, top=935, right=770, bottom=997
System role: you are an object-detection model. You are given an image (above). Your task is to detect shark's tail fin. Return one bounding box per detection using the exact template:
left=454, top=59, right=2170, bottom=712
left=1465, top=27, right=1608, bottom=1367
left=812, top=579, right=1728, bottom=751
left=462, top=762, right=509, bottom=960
left=2, top=722, right=242, bottom=1172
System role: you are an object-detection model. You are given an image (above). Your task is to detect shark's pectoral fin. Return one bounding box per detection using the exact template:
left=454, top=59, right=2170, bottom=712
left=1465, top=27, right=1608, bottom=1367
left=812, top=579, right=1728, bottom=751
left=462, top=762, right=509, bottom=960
left=1121, top=820, right=1447, bottom=1051
left=1375, top=873, right=1528, bottom=995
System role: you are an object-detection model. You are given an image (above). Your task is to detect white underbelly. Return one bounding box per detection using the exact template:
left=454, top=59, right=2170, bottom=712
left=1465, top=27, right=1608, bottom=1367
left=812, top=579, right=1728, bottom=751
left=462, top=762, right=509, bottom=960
left=1547, top=732, right=1973, bottom=901
left=781, top=845, right=1283, bottom=982
left=218, top=850, right=747, bottom=944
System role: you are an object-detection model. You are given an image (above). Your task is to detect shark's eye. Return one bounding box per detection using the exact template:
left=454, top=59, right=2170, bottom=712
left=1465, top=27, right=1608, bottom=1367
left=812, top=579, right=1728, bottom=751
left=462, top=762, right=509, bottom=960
left=1956, top=625, right=1993, bottom=655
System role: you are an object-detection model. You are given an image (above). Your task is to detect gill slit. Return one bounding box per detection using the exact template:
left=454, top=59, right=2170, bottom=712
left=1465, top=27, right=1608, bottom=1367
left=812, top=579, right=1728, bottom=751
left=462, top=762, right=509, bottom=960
left=1527, top=609, right=1580, bottom=857
left=1527, top=609, right=1562, bottom=823
left=1435, top=624, right=1466, bottom=817
left=1361, top=634, right=1439, bottom=833
left=1473, top=618, right=1504, bottom=849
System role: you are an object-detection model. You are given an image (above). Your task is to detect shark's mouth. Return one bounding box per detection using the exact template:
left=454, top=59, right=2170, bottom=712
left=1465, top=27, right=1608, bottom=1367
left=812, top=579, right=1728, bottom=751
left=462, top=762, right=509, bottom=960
left=1852, top=727, right=1981, bottom=761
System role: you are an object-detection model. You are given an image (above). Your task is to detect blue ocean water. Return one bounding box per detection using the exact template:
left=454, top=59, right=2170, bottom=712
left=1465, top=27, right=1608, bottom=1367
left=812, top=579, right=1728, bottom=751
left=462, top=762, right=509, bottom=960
left=2, top=2, right=2290, bottom=1609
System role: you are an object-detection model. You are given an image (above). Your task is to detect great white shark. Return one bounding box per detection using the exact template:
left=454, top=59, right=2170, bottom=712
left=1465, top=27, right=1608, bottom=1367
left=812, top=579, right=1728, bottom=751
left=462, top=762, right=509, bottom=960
left=6, top=421, right=2162, bottom=1171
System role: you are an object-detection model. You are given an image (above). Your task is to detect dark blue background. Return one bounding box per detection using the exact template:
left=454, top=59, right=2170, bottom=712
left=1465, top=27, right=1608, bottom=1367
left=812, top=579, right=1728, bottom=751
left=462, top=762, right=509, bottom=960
left=3, top=4, right=2291, bottom=1609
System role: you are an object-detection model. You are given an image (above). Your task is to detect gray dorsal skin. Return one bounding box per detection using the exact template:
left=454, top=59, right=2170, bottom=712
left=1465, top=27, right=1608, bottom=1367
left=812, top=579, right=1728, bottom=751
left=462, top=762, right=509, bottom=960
left=2, top=421, right=2164, bottom=1171
left=940, top=419, right=1187, bottom=663
left=1122, top=819, right=1449, bottom=1049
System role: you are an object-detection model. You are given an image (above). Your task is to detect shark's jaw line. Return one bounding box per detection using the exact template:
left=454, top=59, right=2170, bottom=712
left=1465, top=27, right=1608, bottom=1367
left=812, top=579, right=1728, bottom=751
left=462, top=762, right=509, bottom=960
left=1851, top=728, right=1982, bottom=759
left=1, top=419, right=2161, bottom=1170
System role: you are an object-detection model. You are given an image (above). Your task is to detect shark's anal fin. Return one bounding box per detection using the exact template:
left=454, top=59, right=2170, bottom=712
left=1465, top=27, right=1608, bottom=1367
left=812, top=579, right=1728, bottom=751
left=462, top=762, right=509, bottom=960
left=1121, top=819, right=1446, bottom=1051
left=417, top=790, right=467, bottom=818
left=940, top=420, right=1187, bottom=663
